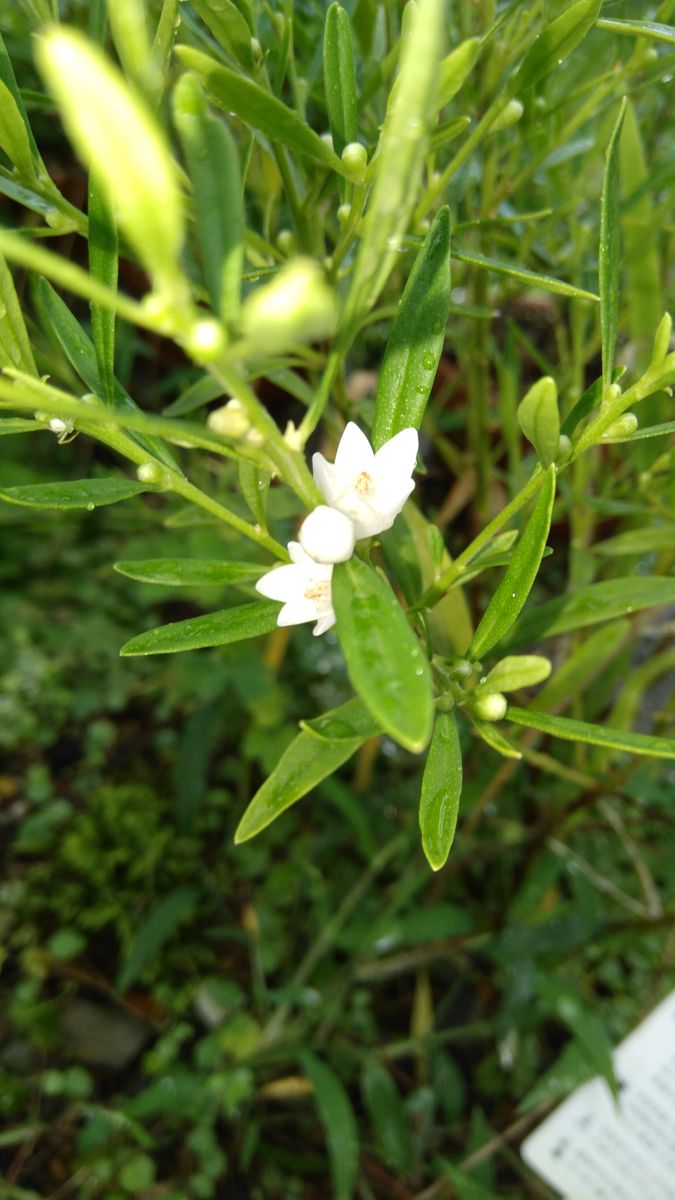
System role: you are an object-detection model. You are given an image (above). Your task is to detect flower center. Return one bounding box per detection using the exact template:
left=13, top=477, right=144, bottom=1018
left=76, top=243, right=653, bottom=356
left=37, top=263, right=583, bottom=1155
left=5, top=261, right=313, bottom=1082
left=304, top=580, right=331, bottom=608
left=354, top=470, right=375, bottom=495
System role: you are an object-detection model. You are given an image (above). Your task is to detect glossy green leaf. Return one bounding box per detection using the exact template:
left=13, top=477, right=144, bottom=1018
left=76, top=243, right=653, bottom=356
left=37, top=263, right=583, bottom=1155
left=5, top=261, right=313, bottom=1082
left=114, top=558, right=264, bottom=587
left=173, top=73, right=243, bottom=324
left=599, top=98, right=627, bottom=389
left=120, top=601, right=278, bottom=656
left=438, top=37, right=480, bottom=108
left=510, top=0, right=602, bottom=96
left=419, top=710, right=462, bottom=871
left=593, top=527, right=675, bottom=556
left=517, top=376, right=560, bottom=467
left=234, top=698, right=374, bottom=841
left=190, top=0, right=253, bottom=68
left=603, top=420, right=675, bottom=444
left=0, top=252, right=37, bottom=375
left=361, top=1062, right=413, bottom=1174
left=620, top=102, right=662, bottom=363
left=0, top=478, right=148, bottom=510
left=323, top=4, right=358, bottom=158
left=37, top=29, right=184, bottom=291
left=299, top=1052, right=359, bottom=1200
left=469, top=466, right=556, bottom=661
left=508, top=576, right=675, bottom=647
left=454, top=250, right=599, bottom=303
left=597, top=17, right=675, bottom=46
left=0, top=31, right=40, bottom=161
left=238, top=461, right=269, bottom=527
left=343, top=0, right=444, bottom=323
left=470, top=718, right=522, bottom=760
left=333, top=556, right=434, bottom=753
left=506, top=706, right=675, bottom=760
left=0, top=78, right=38, bottom=181
left=88, top=175, right=118, bottom=404
left=176, top=46, right=346, bottom=174
left=301, top=697, right=382, bottom=742
left=479, top=655, right=551, bottom=693
left=117, top=887, right=199, bottom=993
left=371, top=207, right=451, bottom=449
left=0, top=418, right=41, bottom=435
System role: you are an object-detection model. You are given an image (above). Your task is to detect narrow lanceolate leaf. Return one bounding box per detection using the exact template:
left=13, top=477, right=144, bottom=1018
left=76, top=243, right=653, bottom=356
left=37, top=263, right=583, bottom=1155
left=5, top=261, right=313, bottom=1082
left=593, top=527, right=675, bottom=556
left=0, top=78, right=39, bottom=182
left=0, top=478, right=148, bottom=510
left=88, top=175, right=118, bottom=404
left=509, top=0, right=602, bottom=96
left=361, top=1063, right=413, bottom=1175
left=173, top=73, right=243, bottom=325
left=371, top=207, right=451, bottom=449
left=120, top=601, right=278, bottom=656
left=176, top=46, right=347, bottom=174
left=506, top=706, right=675, bottom=760
left=508, top=576, right=675, bottom=647
left=299, top=1052, right=359, bottom=1200
left=344, top=0, right=444, bottom=323
left=114, top=559, right=264, bottom=587
left=437, top=37, right=480, bottom=108
left=479, top=655, right=551, bottom=693
left=238, top=461, right=269, bottom=527
left=453, top=250, right=599, bottom=303
left=470, top=718, right=522, bottom=760
left=597, top=18, right=675, bottom=47
left=0, top=31, right=41, bottom=161
left=37, top=29, right=184, bottom=292
left=419, top=710, right=462, bottom=871
left=0, top=418, right=41, bottom=435
left=235, top=698, right=377, bottom=841
left=469, top=465, right=556, bottom=661
left=323, top=4, right=358, bottom=157
left=0, top=253, right=37, bottom=375
left=117, top=887, right=199, bottom=993
left=599, top=98, right=627, bottom=390
left=189, top=0, right=254, bottom=69
left=333, top=556, right=434, bottom=753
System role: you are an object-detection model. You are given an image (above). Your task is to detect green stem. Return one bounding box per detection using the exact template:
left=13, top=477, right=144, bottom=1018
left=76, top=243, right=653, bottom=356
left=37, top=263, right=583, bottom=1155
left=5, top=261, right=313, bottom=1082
left=413, top=93, right=507, bottom=222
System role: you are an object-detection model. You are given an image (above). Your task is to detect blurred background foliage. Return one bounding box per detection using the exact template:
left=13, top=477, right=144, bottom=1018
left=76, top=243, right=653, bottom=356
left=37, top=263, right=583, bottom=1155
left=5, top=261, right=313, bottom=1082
left=1, top=0, right=675, bottom=1197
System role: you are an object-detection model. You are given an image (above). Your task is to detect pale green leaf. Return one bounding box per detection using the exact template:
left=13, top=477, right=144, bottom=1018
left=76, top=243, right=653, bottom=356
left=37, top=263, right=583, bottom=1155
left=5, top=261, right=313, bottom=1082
left=0, top=478, right=148, bottom=510
left=599, top=98, right=627, bottom=389
left=323, top=4, right=358, bottom=158
left=300, top=1052, right=359, bottom=1200
left=120, top=601, right=278, bottom=656
left=506, top=705, right=675, bottom=759
left=419, top=710, right=462, bottom=870
left=114, top=558, right=264, bottom=587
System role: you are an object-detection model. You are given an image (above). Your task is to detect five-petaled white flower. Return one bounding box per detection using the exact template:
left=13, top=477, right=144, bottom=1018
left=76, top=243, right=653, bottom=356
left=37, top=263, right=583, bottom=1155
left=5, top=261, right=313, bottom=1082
left=255, top=541, right=336, bottom=636
left=312, top=421, right=418, bottom=540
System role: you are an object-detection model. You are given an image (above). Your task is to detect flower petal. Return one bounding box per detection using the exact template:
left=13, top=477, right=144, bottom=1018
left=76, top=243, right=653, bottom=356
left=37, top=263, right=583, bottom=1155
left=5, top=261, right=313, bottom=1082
left=334, top=421, right=374, bottom=477
left=313, top=610, right=336, bottom=636
left=255, top=563, right=302, bottom=602
left=374, top=427, right=419, bottom=483
left=278, top=599, right=319, bottom=626
left=312, top=452, right=339, bottom=505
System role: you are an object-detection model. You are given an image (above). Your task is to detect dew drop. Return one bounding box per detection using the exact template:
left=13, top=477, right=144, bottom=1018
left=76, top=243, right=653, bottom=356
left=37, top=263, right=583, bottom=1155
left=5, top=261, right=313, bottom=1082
left=422, top=351, right=436, bottom=370
left=86, top=503, right=95, bottom=511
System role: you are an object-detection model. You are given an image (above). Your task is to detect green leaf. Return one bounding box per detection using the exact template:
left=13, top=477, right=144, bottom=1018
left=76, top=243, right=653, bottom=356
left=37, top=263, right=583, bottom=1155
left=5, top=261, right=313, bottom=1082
left=479, top=655, right=551, bottom=693
left=599, top=98, right=627, bottom=389
left=0, top=252, right=37, bottom=375
left=88, top=175, right=118, bottom=404
left=173, top=73, right=243, bottom=325
left=469, top=466, right=556, bottom=661
left=0, top=478, right=148, bottom=510
left=438, top=37, right=480, bottom=108
left=361, top=1062, right=413, bottom=1175
left=536, top=978, right=618, bottom=1098
left=117, top=887, right=199, bottom=993
left=438, top=1162, right=500, bottom=1200
left=114, top=558, right=264, bottom=586
left=603, top=420, right=675, bottom=444
left=299, top=1052, right=359, bottom=1200
left=0, top=78, right=39, bottom=181
left=0, top=31, right=41, bottom=162
left=37, top=29, right=184, bottom=292
left=238, top=461, right=270, bottom=527
left=593, top=527, right=675, bottom=556
left=510, top=0, right=602, bottom=96
left=333, top=556, right=434, bottom=753
left=120, top=601, right=278, bottom=656
left=371, top=207, right=451, bottom=449
left=419, top=710, right=462, bottom=871
left=190, top=0, right=254, bottom=69
left=470, top=718, right=522, bottom=760
left=506, top=705, right=675, bottom=760
left=176, top=46, right=347, bottom=174
left=534, top=620, right=629, bottom=711
left=0, top=418, right=41, bottom=435
left=454, top=249, right=599, bottom=303
left=323, top=4, right=358, bottom=158
left=301, top=697, right=381, bottom=743
left=597, top=17, right=675, bottom=46
left=508, top=576, right=675, bottom=646
left=343, top=0, right=444, bottom=323
left=517, top=376, right=560, bottom=467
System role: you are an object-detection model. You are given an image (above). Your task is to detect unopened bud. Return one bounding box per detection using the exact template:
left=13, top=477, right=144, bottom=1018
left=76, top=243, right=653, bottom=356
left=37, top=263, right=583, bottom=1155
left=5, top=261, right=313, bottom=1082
left=602, top=412, right=638, bottom=439
left=251, top=36, right=262, bottom=62
left=207, top=398, right=250, bottom=439
left=471, top=692, right=507, bottom=722
left=299, top=506, right=355, bottom=564
left=240, top=259, right=337, bottom=351
left=651, top=312, right=672, bottom=368
left=184, top=318, right=225, bottom=363
left=491, top=98, right=524, bottom=133
left=557, top=434, right=573, bottom=464
left=276, top=229, right=295, bottom=256
left=337, top=203, right=351, bottom=225
left=341, top=141, right=367, bottom=182
left=137, top=461, right=171, bottom=488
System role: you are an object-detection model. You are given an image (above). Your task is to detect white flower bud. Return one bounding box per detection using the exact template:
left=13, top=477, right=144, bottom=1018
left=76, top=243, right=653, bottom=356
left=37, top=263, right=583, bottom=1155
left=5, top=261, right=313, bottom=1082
left=207, top=399, right=250, bottom=439
left=185, top=318, right=225, bottom=362
left=341, top=141, right=367, bottom=182
left=471, top=692, right=507, bottom=722
left=298, top=506, right=355, bottom=564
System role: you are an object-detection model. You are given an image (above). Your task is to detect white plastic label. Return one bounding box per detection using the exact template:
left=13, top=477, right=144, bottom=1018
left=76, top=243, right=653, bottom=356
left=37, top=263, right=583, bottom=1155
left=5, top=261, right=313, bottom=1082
left=521, top=988, right=675, bottom=1200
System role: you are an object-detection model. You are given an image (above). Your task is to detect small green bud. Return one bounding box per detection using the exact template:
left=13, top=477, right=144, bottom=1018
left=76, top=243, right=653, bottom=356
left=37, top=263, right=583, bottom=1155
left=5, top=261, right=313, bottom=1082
left=602, top=412, right=638, bottom=440
left=650, top=312, right=672, bottom=368
left=184, top=318, right=226, bottom=363
left=250, top=36, right=263, bottom=62
left=337, top=203, right=351, bottom=225
left=471, top=692, right=507, bottom=722
left=491, top=98, right=524, bottom=133
left=449, top=658, right=473, bottom=680
left=276, top=229, right=295, bottom=256
left=518, top=376, right=560, bottom=466
left=207, top=398, right=250, bottom=439
left=137, top=461, right=171, bottom=488
left=341, top=141, right=368, bottom=183
left=240, top=259, right=337, bottom=352
left=557, top=434, right=572, bottom=464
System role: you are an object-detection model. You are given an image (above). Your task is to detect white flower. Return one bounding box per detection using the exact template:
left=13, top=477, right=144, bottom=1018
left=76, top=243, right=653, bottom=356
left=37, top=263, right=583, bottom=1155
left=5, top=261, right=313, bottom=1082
left=298, top=505, right=355, bottom=564
left=255, top=542, right=335, bottom=636
left=312, top=422, right=418, bottom=539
